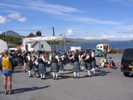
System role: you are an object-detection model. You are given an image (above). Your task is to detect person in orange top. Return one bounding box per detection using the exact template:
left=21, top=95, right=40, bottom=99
left=1, top=50, right=13, bottom=95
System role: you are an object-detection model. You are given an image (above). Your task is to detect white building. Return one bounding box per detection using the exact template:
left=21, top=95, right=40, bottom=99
left=22, top=36, right=63, bottom=52
left=25, top=40, right=51, bottom=51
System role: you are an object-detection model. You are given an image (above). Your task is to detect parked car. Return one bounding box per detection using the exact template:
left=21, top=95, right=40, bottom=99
left=93, top=48, right=104, bottom=57
left=121, top=48, right=133, bottom=77
left=85, top=48, right=103, bottom=57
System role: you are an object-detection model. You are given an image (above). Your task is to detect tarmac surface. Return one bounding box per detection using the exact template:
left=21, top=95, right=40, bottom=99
left=0, top=54, right=133, bottom=100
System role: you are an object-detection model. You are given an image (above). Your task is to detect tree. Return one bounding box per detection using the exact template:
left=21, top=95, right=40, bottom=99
left=27, top=33, right=35, bottom=37
left=36, top=31, right=42, bottom=36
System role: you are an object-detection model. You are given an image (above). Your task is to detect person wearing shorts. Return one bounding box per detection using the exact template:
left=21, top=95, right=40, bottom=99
left=1, top=50, right=13, bottom=95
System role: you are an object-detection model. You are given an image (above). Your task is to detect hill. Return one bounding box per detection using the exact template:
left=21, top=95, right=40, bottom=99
left=1, top=30, right=21, bottom=37
left=66, top=38, right=110, bottom=43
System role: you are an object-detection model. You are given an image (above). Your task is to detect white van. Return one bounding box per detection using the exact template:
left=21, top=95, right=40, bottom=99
left=70, top=46, right=81, bottom=52
left=96, top=44, right=111, bottom=53
left=8, top=48, right=17, bottom=53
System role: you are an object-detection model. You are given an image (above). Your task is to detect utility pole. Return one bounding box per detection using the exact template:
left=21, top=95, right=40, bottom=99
left=4, top=32, right=5, bottom=41
left=64, top=34, right=66, bottom=51
left=59, top=34, right=62, bottom=50
left=52, top=27, right=56, bottom=51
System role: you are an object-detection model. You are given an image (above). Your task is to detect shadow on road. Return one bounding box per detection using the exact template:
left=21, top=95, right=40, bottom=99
left=96, top=69, right=111, bottom=76
left=64, top=71, right=73, bottom=74
left=79, top=69, right=111, bottom=78
left=59, top=75, right=73, bottom=80
left=12, top=85, right=50, bottom=94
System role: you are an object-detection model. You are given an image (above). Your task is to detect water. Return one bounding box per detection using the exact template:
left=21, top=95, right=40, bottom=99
left=54, top=41, right=133, bottom=51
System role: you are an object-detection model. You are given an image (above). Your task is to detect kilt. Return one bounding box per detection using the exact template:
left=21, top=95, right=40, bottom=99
left=51, top=63, right=59, bottom=72
left=38, top=63, right=46, bottom=74
left=27, top=62, right=33, bottom=70
left=73, top=62, right=80, bottom=72
left=91, top=60, right=96, bottom=68
left=86, top=62, right=92, bottom=70
left=58, top=62, right=64, bottom=71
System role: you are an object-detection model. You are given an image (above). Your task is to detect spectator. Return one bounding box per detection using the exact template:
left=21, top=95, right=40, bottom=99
left=107, top=57, right=117, bottom=69
left=104, top=48, right=108, bottom=59
left=1, top=50, right=13, bottom=95
left=98, top=59, right=105, bottom=69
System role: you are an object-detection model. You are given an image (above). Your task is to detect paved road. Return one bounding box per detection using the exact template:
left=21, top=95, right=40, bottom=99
left=0, top=54, right=133, bottom=100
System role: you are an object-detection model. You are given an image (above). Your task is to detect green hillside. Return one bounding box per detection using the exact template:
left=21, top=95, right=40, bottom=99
left=0, top=34, right=22, bottom=45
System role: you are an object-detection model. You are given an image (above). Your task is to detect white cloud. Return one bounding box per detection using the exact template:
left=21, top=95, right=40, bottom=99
left=116, top=25, right=133, bottom=34
left=92, top=31, right=133, bottom=40
left=8, top=12, right=27, bottom=22
left=0, top=1, right=121, bottom=25
left=0, top=0, right=80, bottom=15
left=29, top=1, right=121, bottom=25
left=29, top=2, right=121, bottom=25
left=102, top=34, right=116, bottom=39
left=118, top=25, right=133, bottom=30
left=0, top=2, right=20, bottom=8
left=64, top=15, right=122, bottom=25
left=8, top=12, right=21, bottom=19
left=0, top=16, right=7, bottom=24
left=18, top=17, right=27, bottom=22
left=64, top=28, right=133, bottom=40
left=84, top=37, right=94, bottom=39
left=0, top=13, right=27, bottom=24
left=29, top=2, right=80, bottom=15
left=65, top=29, right=76, bottom=36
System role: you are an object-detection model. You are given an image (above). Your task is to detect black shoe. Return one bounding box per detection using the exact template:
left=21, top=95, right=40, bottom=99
left=73, top=76, right=76, bottom=79
left=9, top=90, right=13, bottom=95
left=76, top=77, right=79, bottom=79
left=56, top=78, right=58, bottom=80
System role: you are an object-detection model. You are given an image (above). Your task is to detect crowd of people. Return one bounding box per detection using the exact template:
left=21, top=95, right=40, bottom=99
left=0, top=49, right=117, bottom=95
left=10, top=49, right=97, bottom=79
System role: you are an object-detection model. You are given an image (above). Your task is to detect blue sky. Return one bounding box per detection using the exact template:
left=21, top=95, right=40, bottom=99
left=0, top=0, right=133, bottom=40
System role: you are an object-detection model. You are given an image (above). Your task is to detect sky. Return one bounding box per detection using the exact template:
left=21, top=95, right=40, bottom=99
left=0, top=0, right=133, bottom=40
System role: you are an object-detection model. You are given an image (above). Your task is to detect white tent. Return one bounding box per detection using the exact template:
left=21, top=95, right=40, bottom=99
left=0, top=39, right=8, bottom=53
